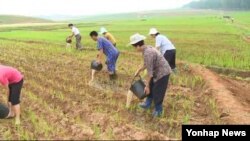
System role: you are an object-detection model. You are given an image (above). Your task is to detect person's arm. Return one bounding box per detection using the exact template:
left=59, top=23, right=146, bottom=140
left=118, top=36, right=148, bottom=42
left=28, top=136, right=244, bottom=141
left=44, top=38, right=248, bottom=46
left=97, top=49, right=104, bottom=64
left=69, top=33, right=74, bottom=39
left=155, top=37, right=161, bottom=51
left=134, top=65, right=146, bottom=77
left=105, top=34, right=110, bottom=40
left=144, top=74, right=152, bottom=95
left=69, top=28, right=75, bottom=38
left=143, top=52, right=154, bottom=95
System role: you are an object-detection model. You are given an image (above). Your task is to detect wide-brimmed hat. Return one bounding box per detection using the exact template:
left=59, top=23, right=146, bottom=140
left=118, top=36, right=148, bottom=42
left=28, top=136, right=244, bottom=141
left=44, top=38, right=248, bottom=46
left=129, top=33, right=146, bottom=45
left=100, top=27, right=108, bottom=34
left=149, top=28, right=158, bottom=35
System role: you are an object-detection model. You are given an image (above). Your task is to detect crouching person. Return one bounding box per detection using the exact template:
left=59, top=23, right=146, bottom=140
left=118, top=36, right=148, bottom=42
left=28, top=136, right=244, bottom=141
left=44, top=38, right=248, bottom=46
left=0, top=65, right=24, bottom=125
left=130, top=33, right=171, bottom=117
left=89, top=31, right=119, bottom=81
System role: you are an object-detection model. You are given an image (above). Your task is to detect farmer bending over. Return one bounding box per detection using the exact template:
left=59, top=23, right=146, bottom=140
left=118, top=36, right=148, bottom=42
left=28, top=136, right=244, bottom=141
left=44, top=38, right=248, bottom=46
left=68, top=23, right=84, bottom=50
left=89, top=31, right=119, bottom=81
left=149, top=28, right=176, bottom=71
left=100, top=27, right=117, bottom=47
left=130, top=33, right=171, bottom=117
left=0, top=65, right=24, bottom=125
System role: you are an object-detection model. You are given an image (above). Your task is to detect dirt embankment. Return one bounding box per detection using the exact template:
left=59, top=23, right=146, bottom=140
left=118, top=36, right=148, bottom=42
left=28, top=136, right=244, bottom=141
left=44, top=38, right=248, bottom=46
left=189, top=64, right=250, bottom=124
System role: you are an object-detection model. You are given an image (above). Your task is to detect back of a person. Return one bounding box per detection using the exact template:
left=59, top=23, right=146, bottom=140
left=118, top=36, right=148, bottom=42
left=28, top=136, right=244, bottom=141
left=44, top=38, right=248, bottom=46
left=156, top=34, right=175, bottom=54
left=144, top=46, right=171, bottom=81
left=72, top=26, right=80, bottom=35
left=105, top=32, right=116, bottom=44
left=0, top=65, right=22, bottom=85
left=98, top=37, right=118, bottom=57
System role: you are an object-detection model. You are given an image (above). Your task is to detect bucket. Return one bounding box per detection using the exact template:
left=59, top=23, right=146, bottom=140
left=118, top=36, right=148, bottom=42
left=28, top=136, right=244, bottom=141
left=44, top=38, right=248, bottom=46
left=66, top=37, right=72, bottom=43
left=130, top=76, right=147, bottom=100
left=91, top=60, right=103, bottom=71
left=0, top=103, right=9, bottom=119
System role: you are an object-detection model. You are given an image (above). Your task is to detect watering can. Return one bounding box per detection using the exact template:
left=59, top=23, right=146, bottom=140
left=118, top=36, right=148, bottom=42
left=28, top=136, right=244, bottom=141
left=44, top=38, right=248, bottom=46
left=66, top=37, right=72, bottom=43
left=0, top=103, right=9, bottom=119
left=130, top=76, right=147, bottom=100
left=91, top=60, right=103, bottom=71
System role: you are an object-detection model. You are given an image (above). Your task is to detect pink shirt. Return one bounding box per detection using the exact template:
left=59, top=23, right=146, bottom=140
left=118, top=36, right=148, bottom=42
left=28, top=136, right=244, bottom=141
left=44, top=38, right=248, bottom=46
left=0, top=65, right=23, bottom=86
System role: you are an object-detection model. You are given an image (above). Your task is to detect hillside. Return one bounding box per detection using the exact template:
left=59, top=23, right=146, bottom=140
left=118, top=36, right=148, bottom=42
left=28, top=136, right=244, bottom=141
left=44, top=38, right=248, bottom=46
left=0, top=15, right=53, bottom=24
left=184, top=0, right=250, bottom=10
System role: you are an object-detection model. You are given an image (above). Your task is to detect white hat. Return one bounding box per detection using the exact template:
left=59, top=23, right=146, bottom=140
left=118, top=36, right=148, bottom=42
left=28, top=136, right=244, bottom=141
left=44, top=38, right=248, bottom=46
left=100, top=27, right=108, bottom=34
left=149, top=28, right=158, bottom=35
left=129, top=33, right=146, bottom=45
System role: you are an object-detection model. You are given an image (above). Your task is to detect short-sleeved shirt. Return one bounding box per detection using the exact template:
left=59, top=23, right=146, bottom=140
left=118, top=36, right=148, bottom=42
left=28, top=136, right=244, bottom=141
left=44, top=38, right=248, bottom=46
left=143, top=46, right=171, bottom=82
left=104, top=32, right=116, bottom=44
left=97, top=37, right=119, bottom=59
left=155, top=34, right=175, bottom=55
left=72, top=26, right=80, bottom=36
left=0, top=65, right=23, bottom=86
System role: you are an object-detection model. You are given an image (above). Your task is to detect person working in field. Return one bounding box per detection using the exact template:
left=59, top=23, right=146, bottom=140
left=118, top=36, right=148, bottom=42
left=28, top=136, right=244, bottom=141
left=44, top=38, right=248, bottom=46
left=100, top=27, right=117, bottom=47
left=68, top=23, right=84, bottom=50
left=149, top=28, right=176, bottom=71
left=0, top=65, right=24, bottom=125
left=130, top=33, right=171, bottom=117
left=89, top=31, right=120, bottom=81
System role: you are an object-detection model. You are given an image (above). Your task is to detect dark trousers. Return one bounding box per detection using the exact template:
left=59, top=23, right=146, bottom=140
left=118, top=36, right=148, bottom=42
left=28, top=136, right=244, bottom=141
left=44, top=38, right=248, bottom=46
left=145, top=75, right=170, bottom=112
left=8, top=79, right=23, bottom=105
left=75, top=34, right=83, bottom=50
left=164, top=49, right=176, bottom=70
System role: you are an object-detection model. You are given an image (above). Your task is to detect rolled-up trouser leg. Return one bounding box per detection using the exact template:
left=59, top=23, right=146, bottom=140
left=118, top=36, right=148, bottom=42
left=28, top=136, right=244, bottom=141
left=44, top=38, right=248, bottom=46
left=75, top=34, right=83, bottom=50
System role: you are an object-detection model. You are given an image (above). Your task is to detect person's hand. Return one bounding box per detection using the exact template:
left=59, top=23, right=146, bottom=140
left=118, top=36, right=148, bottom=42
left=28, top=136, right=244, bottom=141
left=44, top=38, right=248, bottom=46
left=144, top=86, right=150, bottom=95
left=96, top=60, right=101, bottom=64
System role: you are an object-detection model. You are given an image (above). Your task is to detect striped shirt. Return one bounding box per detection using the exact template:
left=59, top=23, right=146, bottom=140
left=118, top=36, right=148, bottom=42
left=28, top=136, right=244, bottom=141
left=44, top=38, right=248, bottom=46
left=97, top=37, right=119, bottom=59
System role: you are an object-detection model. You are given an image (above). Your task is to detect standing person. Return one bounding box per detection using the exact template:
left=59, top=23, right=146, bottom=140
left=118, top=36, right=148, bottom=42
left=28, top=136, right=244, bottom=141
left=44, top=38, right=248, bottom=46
left=0, top=65, right=24, bottom=125
left=130, top=33, right=171, bottom=117
left=68, top=24, right=84, bottom=50
left=100, top=27, right=117, bottom=47
left=89, top=31, right=119, bottom=81
left=149, top=28, right=176, bottom=71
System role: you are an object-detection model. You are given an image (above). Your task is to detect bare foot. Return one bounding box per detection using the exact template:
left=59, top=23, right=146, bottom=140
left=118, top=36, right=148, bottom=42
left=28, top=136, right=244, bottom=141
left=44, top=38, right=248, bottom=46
left=6, top=112, right=15, bottom=119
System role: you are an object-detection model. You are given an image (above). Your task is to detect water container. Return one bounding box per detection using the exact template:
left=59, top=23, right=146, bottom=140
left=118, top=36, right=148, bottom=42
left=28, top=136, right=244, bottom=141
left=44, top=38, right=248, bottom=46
left=66, top=37, right=72, bottom=43
left=130, top=76, right=147, bottom=100
left=91, top=60, right=103, bottom=71
left=0, top=103, right=9, bottom=119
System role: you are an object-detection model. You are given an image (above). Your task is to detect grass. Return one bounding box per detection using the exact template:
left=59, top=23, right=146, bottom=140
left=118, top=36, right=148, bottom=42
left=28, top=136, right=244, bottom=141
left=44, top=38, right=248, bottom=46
left=0, top=11, right=249, bottom=70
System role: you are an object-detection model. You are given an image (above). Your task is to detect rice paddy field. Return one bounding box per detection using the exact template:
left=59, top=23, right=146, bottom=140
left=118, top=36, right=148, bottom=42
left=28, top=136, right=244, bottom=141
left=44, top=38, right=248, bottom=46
left=0, top=10, right=249, bottom=140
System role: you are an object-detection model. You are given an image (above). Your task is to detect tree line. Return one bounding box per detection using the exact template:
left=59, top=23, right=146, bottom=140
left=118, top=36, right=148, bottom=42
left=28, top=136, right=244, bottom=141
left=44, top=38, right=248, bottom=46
left=184, top=0, right=250, bottom=10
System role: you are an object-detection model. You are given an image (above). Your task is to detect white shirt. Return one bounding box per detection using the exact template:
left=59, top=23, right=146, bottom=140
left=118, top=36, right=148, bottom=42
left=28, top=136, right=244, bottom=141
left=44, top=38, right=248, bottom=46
left=72, top=26, right=80, bottom=36
left=155, top=34, right=175, bottom=55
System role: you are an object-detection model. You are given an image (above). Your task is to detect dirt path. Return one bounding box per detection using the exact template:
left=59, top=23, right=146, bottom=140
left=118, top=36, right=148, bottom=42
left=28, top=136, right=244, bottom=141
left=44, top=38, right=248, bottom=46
left=189, top=63, right=250, bottom=124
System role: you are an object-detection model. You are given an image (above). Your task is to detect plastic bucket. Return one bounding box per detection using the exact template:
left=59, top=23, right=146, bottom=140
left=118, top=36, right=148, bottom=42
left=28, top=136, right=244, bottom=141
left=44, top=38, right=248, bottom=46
left=130, top=76, right=147, bottom=100
left=66, top=37, right=72, bottom=43
left=0, top=103, right=9, bottom=119
left=91, top=60, right=103, bottom=71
